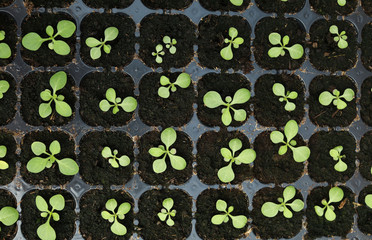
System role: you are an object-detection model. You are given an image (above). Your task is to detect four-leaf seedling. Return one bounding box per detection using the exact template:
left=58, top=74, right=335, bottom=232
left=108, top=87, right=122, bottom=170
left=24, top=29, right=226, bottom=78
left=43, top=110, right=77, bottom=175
left=101, top=199, right=131, bottom=236
left=86, top=27, right=119, bottom=60
left=152, top=36, right=177, bottom=64
left=0, top=205, right=18, bottom=232
left=101, top=146, right=130, bottom=168
left=319, top=88, right=355, bottom=110
left=329, top=25, right=348, bottom=49
left=314, top=187, right=344, bottom=221
left=268, top=32, right=304, bottom=60
left=0, top=146, right=8, bottom=170
left=158, top=73, right=191, bottom=99
left=329, top=146, right=347, bottom=172
left=157, top=198, right=176, bottom=226
left=211, top=199, right=248, bottom=229
left=220, top=27, right=244, bottom=61
left=99, top=88, right=137, bottom=114
left=0, top=30, right=11, bottom=59
left=272, top=83, right=298, bottom=112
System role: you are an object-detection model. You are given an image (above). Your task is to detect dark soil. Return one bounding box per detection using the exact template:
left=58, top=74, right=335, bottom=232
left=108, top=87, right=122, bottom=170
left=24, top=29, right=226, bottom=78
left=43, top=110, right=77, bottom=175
left=195, top=188, right=249, bottom=240
left=253, top=17, right=306, bottom=70
left=20, top=130, right=76, bottom=186
left=357, top=185, right=372, bottom=235
left=138, top=189, right=192, bottom=240
left=20, top=71, right=76, bottom=126
left=78, top=131, right=134, bottom=187
left=360, top=77, right=372, bottom=125
left=24, top=0, right=74, bottom=8
left=308, top=75, right=357, bottom=127
left=253, top=74, right=305, bottom=127
left=21, top=13, right=76, bottom=67
left=198, top=15, right=252, bottom=73
left=79, top=189, right=134, bottom=240
left=137, top=130, right=193, bottom=186
left=0, top=0, right=13, bottom=7
left=21, top=189, right=76, bottom=240
left=139, top=14, right=196, bottom=70
left=79, top=71, right=135, bottom=128
left=361, top=22, right=372, bottom=72
left=358, top=131, right=372, bottom=181
left=83, top=0, right=134, bottom=9
left=0, top=130, right=16, bottom=186
left=80, top=13, right=135, bottom=69
left=0, top=12, right=17, bottom=67
left=362, top=0, right=372, bottom=17
left=0, top=72, right=16, bottom=125
left=199, top=0, right=250, bottom=12
left=141, top=0, right=192, bottom=10
left=310, top=0, right=357, bottom=16
left=255, top=0, right=305, bottom=15
left=197, top=73, right=251, bottom=128
left=138, top=72, right=195, bottom=127
left=0, top=189, right=17, bottom=240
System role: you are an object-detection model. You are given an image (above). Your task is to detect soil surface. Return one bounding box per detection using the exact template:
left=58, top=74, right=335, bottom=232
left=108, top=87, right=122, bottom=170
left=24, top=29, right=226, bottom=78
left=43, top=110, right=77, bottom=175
left=0, top=0, right=13, bottom=7
left=141, top=0, right=192, bottom=10
left=360, top=77, right=372, bottom=125
left=199, top=0, right=250, bottom=12
left=24, top=0, right=74, bottom=8
left=310, top=0, right=357, bottom=16
left=358, top=131, right=372, bottom=181
left=357, top=185, right=372, bottom=235
left=0, top=130, right=16, bottom=186
left=362, top=0, right=372, bottom=16
left=255, top=0, right=305, bottom=15
left=361, top=22, right=372, bottom=72
left=0, top=72, right=16, bottom=125
left=0, top=189, right=17, bottom=240
left=0, top=12, right=17, bottom=67
left=83, top=0, right=134, bottom=8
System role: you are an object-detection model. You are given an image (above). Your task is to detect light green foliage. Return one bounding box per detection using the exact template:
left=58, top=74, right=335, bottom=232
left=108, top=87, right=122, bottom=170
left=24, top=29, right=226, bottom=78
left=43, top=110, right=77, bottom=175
left=86, top=27, right=119, bottom=60
left=366, top=194, right=372, bottom=209
left=158, top=73, right=191, bottom=99
left=0, top=146, right=8, bottom=170
left=329, top=146, right=347, bottom=172
left=22, top=20, right=76, bottom=56
left=218, top=138, right=256, bottom=183
left=338, top=0, right=346, bottom=6
left=0, top=30, right=11, bottom=59
left=148, top=128, right=186, bottom=174
left=261, top=186, right=304, bottom=218
left=329, top=25, right=348, bottom=49
left=26, top=140, right=79, bottom=176
left=152, top=44, right=165, bottom=64
left=203, top=88, right=250, bottom=126
left=36, top=194, right=65, bottom=240
left=211, top=199, right=248, bottom=229
left=0, top=80, right=9, bottom=99
left=272, top=83, right=298, bottom=112
left=163, top=36, right=177, bottom=54
left=39, top=71, right=72, bottom=119
left=220, top=27, right=244, bottom=61
left=318, top=88, right=355, bottom=110
left=281, top=0, right=288, bottom=1
left=157, top=198, right=176, bottom=226
left=268, top=32, right=304, bottom=60
left=101, top=146, right=130, bottom=168
left=230, top=0, right=243, bottom=6
left=314, top=187, right=344, bottom=221
left=101, top=199, right=131, bottom=236
left=99, top=88, right=137, bottom=114
left=0, top=206, right=18, bottom=231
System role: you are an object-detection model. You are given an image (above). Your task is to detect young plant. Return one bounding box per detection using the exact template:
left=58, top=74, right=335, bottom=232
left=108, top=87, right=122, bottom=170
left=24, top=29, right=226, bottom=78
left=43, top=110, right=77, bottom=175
left=329, top=25, right=348, bottom=49
left=158, top=73, right=191, bottom=99
left=220, top=27, right=244, bottom=61
left=211, top=199, right=248, bottom=229
left=101, top=146, right=130, bottom=168
left=318, top=88, right=355, bottom=110
left=22, top=20, right=76, bottom=56
left=0, top=146, right=8, bottom=170
left=101, top=199, right=131, bottom=236
left=163, top=36, right=177, bottom=54
left=314, top=187, right=344, bottom=221
left=270, top=120, right=310, bottom=163
left=0, top=206, right=18, bottom=231
left=203, top=88, right=250, bottom=126
left=366, top=194, right=372, bottom=209
left=272, top=83, right=298, bottom=112
left=26, top=140, right=79, bottom=176
left=268, top=32, right=304, bottom=60
left=99, top=88, right=137, bottom=114
left=261, top=186, right=304, bottom=218
left=0, top=31, right=11, bottom=59
left=148, top=127, right=186, bottom=173
left=39, top=71, right=72, bottom=118
left=337, top=0, right=346, bottom=6
left=86, top=27, right=119, bottom=60
left=0, top=80, right=9, bottom=99
left=218, top=138, right=256, bottom=183
left=329, top=146, right=347, bottom=172
left=152, top=44, right=165, bottom=64
left=157, top=198, right=176, bottom=226
left=230, top=0, right=243, bottom=6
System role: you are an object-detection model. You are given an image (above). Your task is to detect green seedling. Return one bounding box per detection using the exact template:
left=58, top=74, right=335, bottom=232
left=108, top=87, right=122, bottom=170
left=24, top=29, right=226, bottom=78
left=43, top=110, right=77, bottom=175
left=338, top=0, right=346, bottom=6
left=26, top=140, right=79, bottom=176
left=0, top=80, right=9, bottom=99
left=203, top=88, right=250, bottom=126
left=22, top=20, right=76, bottom=56
left=0, top=31, right=11, bottom=59
left=318, top=88, right=355, bottom=110
left=148, top=127, right=186, bottom=174
left=36, top=194, right=65, bottom=240
left=220, top=27, right=244, bottom=61
left=230, top=0, right=243, bottom=6
left=101, top=146, right=130, bottom=168
left=329, top=25, right=348, bottom=49
left=270, top=120, right=310, bottom=163
left=86, top=27, right=119, bottom=60
left=157, top=198, right=176, bottom=226
left=281, top=0, right=288, bottom=1
left=0, top=146, right=8, bottom=170
left=366, top=194, right=372, bottom=209
left=272, top=83, right=298, bottom=112
left=163, top=36, right=177, bottom=54
left=314, top=187, right=344, bottom=221
left=158, top=73, right=191, bottom=99
left=218, top=138, right=256, bottom=183
left=261, top=186, right=304, bottom=218
left=101, top=199, right=131, bottom=236
left=0, top=206, right=18, bottom=231
left=39, top=71, right=72, bottom=119
left=152, top=44, right=165, bottom=64
left=99, top=88, right=137, bottom=114
left=329, top=146, right=347, bottom=172
left=211, top=199, right=248, bottom=229
left=268, top=32, right=304, bottom=60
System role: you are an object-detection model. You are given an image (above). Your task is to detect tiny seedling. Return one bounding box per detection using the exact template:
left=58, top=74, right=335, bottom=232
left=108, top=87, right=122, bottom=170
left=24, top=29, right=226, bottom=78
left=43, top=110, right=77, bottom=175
left=366, top=194, right=372, bottom=209
left=203, top=88, right=250, bottom=126
left=211, top=199, right=248, bottom=229
left=86, top=27, right=119, bottom=60
left=158, top=73, right=191, bottom=99
left=163, top=36, right=177, bottom=54
left=230, top=0, right=243, bottom=6
left=268, top=32, right=304, bottom=60
left=152, top=44, right=165, bottom=64
left=101, top=146, right=130, bottom=168
left=148, top=127, right=186, bottom=173
left=101, top=199, right=131, bottom=236
left=0, top=80, right=9, bottom=99
left=314, top=187, right=344, bottom=221
left=329, top=146, right=347, bottom=172
left=39, top=71, right=72, bottom=119
left=0, top=206, right=18, bottom=231
left=329, top=25, right=348, bottom=49
left=261, top=186, right=304, bottom=218
left=36, top=194, right=65, bottom=240
left=220, top=27, right=244, bottom=61
left=157, top=198, right=176, bottom=226
left=337, top=0, right=346, bottom=6
left=270, top=120, right=310, bottom=163
left=0, top=31, right=11, bottom=59
left=22, top=20, right=76, bottom=56
left=26, top=140, right=79, bottom=176
left=0, top=146, right=8, bottom=170
left=272, top=83, right=298, bottom=112
left=99, top=88, right=137, bottom=114
left=318, top=88, right=355, bottom=110
left=218, top=138, right=256, bottom=183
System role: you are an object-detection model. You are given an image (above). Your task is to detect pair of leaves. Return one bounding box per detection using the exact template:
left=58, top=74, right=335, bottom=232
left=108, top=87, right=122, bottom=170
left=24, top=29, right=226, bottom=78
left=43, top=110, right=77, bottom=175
left=329, top=146, right=347, bottom=172
left=272, top=83, right=298, bottom=112
left=101, top=199, right=131, bottom=236
left=101, top=147, right=130, bottom=168
left=314, top=187, right=344, bottom=221
left=152, top=44, right=165, bottom=64
left=99, top=88, right=137, bottom=114
left=157, top=198, right=176, bottom=226
left=0, top=31, right=11, bottom=59
left=211, top=199, right=248, bottom=229
left=220, top=27, right=244, bottom=61
left=329, top=25, right=348, bottom=49
left=0, top=145, right=8, bottom=170
left=158, top=73, right=191, bottom=99
left=86, top=27, right=119, bottom=60
left=319, top=88, right=355, bottom=110
left=268, top=32, right=304, bottom=60
left=163, top=36, right=177, bottom=54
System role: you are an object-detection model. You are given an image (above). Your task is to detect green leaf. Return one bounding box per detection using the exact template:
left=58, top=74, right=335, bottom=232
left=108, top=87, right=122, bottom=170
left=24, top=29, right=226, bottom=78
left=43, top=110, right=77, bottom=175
left=158, top=87, right=170, bottom=98
left=325, top=207, right=336, bottom=221
left=270, top=131, right=284, bottom=144
left=39, top=102, right=52, bottom=118
left=161, top=128, right=177, bottom=149
left=111, top=220, right=127, bottom=236
left=232, top=108, right=247, bottom=122
left=106, top=199, right=118, bottom=212
left=162, top=198, right=174, bottom=211
left=220, top=148, right=232, bottom=160
left=169, top=154, right=186, bottom=171
left=0, top=43, right=11, bottom=59
left=149, top=147, right=165, bottom=157
left=283, top=186, right=296, bottom=202
left=36, top=196, right=49, bottom=212
left=221, top=108, right=232, bottom=126
left=99, top=100, right=111, bottom=112
left=287, top=91, right=298, bottom=99
left=230, top=88, right=250, bottom=105
left=203, top=91, right=225, bottom=108
left=0, top=146, right=5, bottom=159
left=338, top=0, right=346, bottom=6
left=229, top=138, right=242, bottom=154
left=118, top=156, right=130, bottom=167
left=52, top=212, right=60, bottom=221
left=86, top=37, right=101, bottom=48
left=53, top=40, right=70, bottom=56
left=341, top=88, right=355, bottom=102
left=45, top=25, right=54, bottom=37
left=273, top=83, right=285, bottom=97
left=365, top=194, right=372, bottom=209
left=0, top=207, right=18, bottom=226
left=37, top=222, right=56, bottom=240
left=55, top=100, right=72, bottom=117
left=211, top=214, right=227, bottom=225
left=117, top=202, right=131, bottom=215
left=269, top=32, right=282, bottom=45
left=283, top=207, right=293, bottom=218
left=230, top=215, right=247, bottom=229
left=319, top=91, right=334, bottom=106
left=158, top=212, right=167, bottom=221
left=314, top=205, right=324, bottom=217
left=329, top=187, right=344, bottom=203
left=104, top=27, right=119, bottom=42
left=103, top=44, right=111, bottom=54
left=230, top=0, right=243, bottom=6
left=166, top=218, right=175, bottom=226
left=336, top=99, right=347, bottom=110
left=31, top=141, right=46, bottom=156
left=0, top=31, right=4, bottom=41
left=285, top=102, right=296, bottom=112
left=334, top=160, right=347, bottom=172
left=261, top=202, right=280, bottom=218
left=22, top=32, right=44, bottom=51
left=284, top=120, right=298, bottom=142
left=217, top=163, right=234, bottom=183
left=0, top=161, right=8, bottom=170
left=329, top=25, right=339, bottom=34
left=57, top=158, right=79, bottom=175
left=101, top=210, right=112, bottom=220
left=288, top=199, right=304, bottom=212
left=90, top=47, right=102, bottom=60
left=216, top=200, right=227, bottom=211
left=268, top=46, right=283, bottom=58
left=160, top=76, right=171, bottom=86
left=48, top=140, right=60, bottom=155
left=229, top=27, right=238, bottom=39
left=27, top=157, right=48, bottom=173
left=235, top=149, right=256, bottom=164
left=282, top=35, right=289, bottom=46
left=292, top=146, right=310, bottom=163
left=220, top=45, right=233, bottom=61
left=102, top=147, right=112, bottom=158
left=174, top=73, right=191, bottom=88
left=287, top=44, right=304, bottom=59
left=338, top=39, right=348, bottom=49
left=279, top=145, right=288, bottom=155
left=153, top=158, right=167, bottom=173
left=120, top=96, right=137, bottom=112
left=40, top=89, right=52, bottom=101
left=233, top=37, right=244, bottom=46
left=57, top=20, right=76, bottom=38
left=50, top=194, right=65, bottom=211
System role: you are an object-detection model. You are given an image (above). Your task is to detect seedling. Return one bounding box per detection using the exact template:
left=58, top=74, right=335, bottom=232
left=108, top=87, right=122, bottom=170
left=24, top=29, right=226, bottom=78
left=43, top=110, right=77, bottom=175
left=270, top=120, right=310, bottom=163
left=0, top=31, right=11, bottom=59
left=22, top=20, right=76, bottom=56
left=337, top=0, right=346, bottom=6
left=148, top=127, right=186, bottom=173
left=163, top=36, right=177, bottom=54
left=86, top=27, right=119, bottom=60
left=157, top=198, right=176, bottom=226
left=101, top=199, right=131, bottom=236
left=211, top=199, right=248, bottom=229
left=329, top=146, right=347, bottom=172
left=39, top=71, right=72, bottom=118
left=272, top=83, right=298, bottom=112
left=101, top=146, right=130, bottom=168
left=99, top=88, right=137, bottom=114
left=36, top=194, right=65, bottom=240
left=220, top=27, right=244, bottom=61
left=329, top=25, right=348, bottom=49
left=0, top=80, right=9, bottom=99
left=314, top=187, right=344, bottom=221
left=152, top=44, right=165, bottom=64
left=261, top=186, right=304, bottom=218
left=218, top=138, right=256, bottom=183
left=229, top=0, right=243, bottom=6
left=318, top=88, right=355, bottom=110
left=0, top=146, right=8, bottom=170
left=158, top=73, right=191, bottom=99
left=203, top=88, right=250, bottom=126
left=0, top=206, right=18, bottom=231
left=268, top=33, right=304, bottom=60
left=366, top=194, right=372, bottom=209
left=26, top=140, right=79, bottom=176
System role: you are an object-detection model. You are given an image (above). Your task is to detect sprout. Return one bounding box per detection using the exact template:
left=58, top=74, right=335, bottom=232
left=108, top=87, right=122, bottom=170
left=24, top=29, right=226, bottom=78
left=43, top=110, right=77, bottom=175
left=211, top=199, right=248, bottom=229
left=329, top=146, right=347, bottom=172
left=229, top=0, right=243, bottom=6
left=270, top=120, right=310, bottom=163
left=157, top=198, right=176, bottom=226
left=163, top=36, right=177, bottom=54
left=272, top=83, right=298, bottom=112
left=314, top=187, right=344, bottom=221
left=268, top=32, right=304, bottom=60
left=366, top=194, right=372, bottom=209
left=158, top=73, right=191, bottom=99
left=337, top=0, right=346, bottom=6
left=329, top=25, right=348, bottom=49
left=318, top=88, right=355, bottom=110
left=101, top=199, right=131, bottom=236
left=101, top=146, right=130, bottom=168
left=99, top=88, right=137, bottom=114
left=0, top=30, right=11, bottom=59
left=0, top=146, right=8, bottom=170
left=86, top=27, right=119, bottom=60
left=0, top=206, right=18, bottom=231
left=220, top=27, right=244, bottom=61
left=0, top=80, right=9, bottom=99
left=152, top=44, right=165, bottom=64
